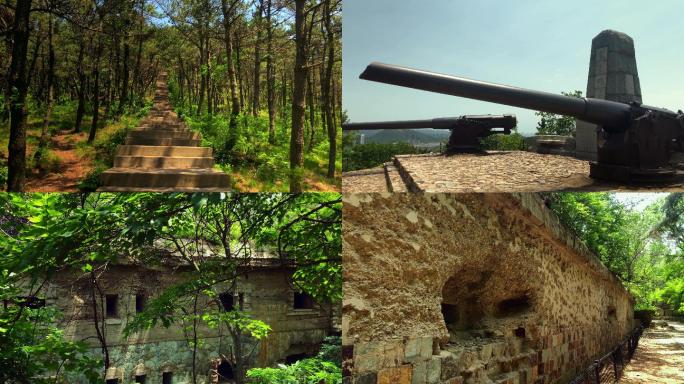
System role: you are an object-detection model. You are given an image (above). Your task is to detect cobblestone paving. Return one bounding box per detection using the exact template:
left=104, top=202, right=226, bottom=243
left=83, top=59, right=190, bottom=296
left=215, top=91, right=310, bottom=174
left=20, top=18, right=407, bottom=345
left=342, top=168, right=388, bottom=192
left=342, top=151, right=684, bottom=193
left=395, top=152, right=592, bottom=192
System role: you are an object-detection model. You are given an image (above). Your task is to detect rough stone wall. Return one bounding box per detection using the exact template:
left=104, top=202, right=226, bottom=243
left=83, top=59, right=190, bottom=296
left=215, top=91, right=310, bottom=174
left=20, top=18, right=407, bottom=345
left=47, top=264, right=333, bottom=383
left=342, top=193, right=634, bottom=384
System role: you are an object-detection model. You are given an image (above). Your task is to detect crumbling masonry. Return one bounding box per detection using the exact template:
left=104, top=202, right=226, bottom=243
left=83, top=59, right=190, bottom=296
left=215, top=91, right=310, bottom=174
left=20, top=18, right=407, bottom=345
left=342, top=193, right=634, bottom=384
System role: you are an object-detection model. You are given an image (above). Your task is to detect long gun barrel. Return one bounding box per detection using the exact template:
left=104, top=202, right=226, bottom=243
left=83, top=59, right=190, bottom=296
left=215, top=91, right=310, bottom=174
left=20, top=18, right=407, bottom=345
left=343, top=114, right=517, bottom=154
left=343, top=115, right=516, bottom=131
left=357, top=62, right=684, bottom=182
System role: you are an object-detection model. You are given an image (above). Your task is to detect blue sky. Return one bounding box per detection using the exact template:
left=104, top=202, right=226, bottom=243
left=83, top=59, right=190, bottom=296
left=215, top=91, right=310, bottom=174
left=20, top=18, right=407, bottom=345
left=343, top=0, right=684, bottom=135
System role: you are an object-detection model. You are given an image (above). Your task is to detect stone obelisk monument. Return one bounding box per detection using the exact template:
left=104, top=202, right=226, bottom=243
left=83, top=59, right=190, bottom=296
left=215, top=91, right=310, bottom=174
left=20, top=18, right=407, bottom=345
left=575, top=30, right=642, bottom=160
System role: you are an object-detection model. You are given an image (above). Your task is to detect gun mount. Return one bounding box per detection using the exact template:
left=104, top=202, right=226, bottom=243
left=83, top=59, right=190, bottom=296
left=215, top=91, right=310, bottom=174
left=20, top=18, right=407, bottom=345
left=343, top=114, right=517, bottom=154
left=356, top=62, right=684, bottom=183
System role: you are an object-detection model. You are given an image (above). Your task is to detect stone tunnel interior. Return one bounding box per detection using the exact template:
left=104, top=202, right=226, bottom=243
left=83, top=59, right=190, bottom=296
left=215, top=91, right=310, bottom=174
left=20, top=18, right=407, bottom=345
left=440, top=265, right=535, bottom=349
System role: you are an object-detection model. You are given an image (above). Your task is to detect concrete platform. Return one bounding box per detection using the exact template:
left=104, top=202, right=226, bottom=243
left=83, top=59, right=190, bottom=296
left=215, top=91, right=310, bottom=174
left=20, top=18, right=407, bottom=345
left=342, top=151, right=684, bottom=193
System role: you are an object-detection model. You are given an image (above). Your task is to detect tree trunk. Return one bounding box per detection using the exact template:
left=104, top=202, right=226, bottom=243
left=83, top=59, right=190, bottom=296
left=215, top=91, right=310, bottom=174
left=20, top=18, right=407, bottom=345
left=119, top=18, right=130, bottom=114
left=307, top=70, right=315, bottom=151
left=197, top=33, right=206, bottom=115
left=74, top=36, right=87, bottom=133
left=266, top=0, right=276, bottom=144
left=221, top=0, right=241, bottom=149
left=6, top=0, right=32, bottom=191
left=35, top=16, right=55, bottom=168
left=132, top=0, right=145, bottom=104
left=235, top=29, right=245, bottom=113
left=252, top=2, right=263, bottom=117
left=89, top=28, right=104, bottom=143
left=323, top=0, right=336, bottom=179
left=206, top=36, right=213, bottom=115
left=289, top=0, right=307, bottom=193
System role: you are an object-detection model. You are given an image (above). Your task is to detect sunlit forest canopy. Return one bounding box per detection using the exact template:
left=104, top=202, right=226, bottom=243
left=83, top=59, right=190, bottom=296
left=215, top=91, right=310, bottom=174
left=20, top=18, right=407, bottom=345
left=1, top=0, right=341, bottom=192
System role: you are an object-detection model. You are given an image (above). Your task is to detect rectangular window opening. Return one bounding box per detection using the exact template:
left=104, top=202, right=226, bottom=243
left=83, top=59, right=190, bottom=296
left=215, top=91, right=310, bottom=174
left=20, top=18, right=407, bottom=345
left=135, top=293, right=146, bottom=313
left=293, top=292, right=315, bottom=310
left=134, top=375, right=146, bottom=384
left=105, top=294, right=118, bottom=318
left=219, top=292, right=234, bottom=311
left=106, top=379, right=119, bottom=384
left=16, top=296, right=46, bottom=309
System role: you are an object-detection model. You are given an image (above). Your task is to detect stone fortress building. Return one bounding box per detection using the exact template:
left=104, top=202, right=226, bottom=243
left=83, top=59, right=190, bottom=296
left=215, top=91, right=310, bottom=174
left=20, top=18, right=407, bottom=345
left=342, top=193, right=635, bottom=384
left=40, top=250, right=339, bottom=384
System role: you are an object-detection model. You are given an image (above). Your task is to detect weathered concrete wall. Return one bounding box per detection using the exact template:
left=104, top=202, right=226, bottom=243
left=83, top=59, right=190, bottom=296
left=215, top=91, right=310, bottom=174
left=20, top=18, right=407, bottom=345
left=47, top=264, right=333, bottom=384
left=342, top=193, right=634, bottom=384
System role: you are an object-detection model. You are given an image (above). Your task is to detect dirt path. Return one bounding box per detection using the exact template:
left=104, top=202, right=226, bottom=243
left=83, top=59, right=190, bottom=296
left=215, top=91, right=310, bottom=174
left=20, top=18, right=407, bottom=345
left=25, top=130, right=92, bottom=192
left=621, top=320, right=684, bottom=384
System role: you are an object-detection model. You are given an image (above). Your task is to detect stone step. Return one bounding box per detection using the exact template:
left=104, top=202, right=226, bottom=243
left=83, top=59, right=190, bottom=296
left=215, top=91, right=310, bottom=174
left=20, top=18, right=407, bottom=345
left=116, top=145, right=213, bottom=157
left=127, top=130, right=198, bottom=140
left=133, top=126, right=189, bottom=133
left=114, top=156, right=214, bottom=169
left=125, top=137, right=202, bottom=146
left=384, top=162, right=407, bottom=192
left=137, top=123, right=186, bottom=130
left=100, top=168, right=231, bottom=189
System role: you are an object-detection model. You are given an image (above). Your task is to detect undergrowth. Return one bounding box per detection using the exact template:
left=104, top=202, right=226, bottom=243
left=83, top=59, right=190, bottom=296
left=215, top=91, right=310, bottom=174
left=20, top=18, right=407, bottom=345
left=176, top=105, right=341, bottom=192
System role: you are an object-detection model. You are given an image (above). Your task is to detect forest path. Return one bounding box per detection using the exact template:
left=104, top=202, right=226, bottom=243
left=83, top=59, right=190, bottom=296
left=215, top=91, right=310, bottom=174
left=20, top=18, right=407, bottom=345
left=25, top=130, right=92, bottom=192
left=621, top=320, right=684, bottom=384
left=99, top=71, right=230, bottom=191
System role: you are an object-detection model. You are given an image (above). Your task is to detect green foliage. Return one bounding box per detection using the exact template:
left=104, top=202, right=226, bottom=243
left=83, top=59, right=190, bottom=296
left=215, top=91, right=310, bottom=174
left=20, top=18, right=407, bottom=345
left=34, top=149, right=63, bottom=173
left=343, top=142, right=428, bottom=172
left=535, top=90, right=582, bottom=136
left=246, top=357, right=342, bottom=384
left=660, top=194, right=684, bottom=249
left=0, top=306, right=103, bottom=383
left=546, top=192, right=683, bottom=315
left=172, top=91, right=341, bottom=192
left=479, top=132, right=526, bottom=151
left=316, top=336, right=342, bottom=366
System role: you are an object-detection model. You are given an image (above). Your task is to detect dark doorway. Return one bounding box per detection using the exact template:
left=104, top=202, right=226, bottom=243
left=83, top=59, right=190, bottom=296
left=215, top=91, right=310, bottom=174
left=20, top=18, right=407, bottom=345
left=441, top=303, right=459, bottom=325
left=217, top=360, right=234, bottom=382
left=105, top=379, right=119, bottom=384
left=162, top=372, right=173, bottom=384
left=134, top=375, right=146, bottom=383
left=285, top=353, right=309, bottom=364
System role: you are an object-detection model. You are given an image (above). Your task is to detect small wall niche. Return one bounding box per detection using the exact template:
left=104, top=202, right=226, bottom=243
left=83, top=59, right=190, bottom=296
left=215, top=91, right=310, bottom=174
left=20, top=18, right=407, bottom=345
left=496, top=295, right=531, bottom=317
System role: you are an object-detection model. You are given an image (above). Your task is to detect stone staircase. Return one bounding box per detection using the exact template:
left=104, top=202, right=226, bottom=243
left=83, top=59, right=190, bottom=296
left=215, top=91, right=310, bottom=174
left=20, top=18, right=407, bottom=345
left=99, top=72, right=230, bottom=191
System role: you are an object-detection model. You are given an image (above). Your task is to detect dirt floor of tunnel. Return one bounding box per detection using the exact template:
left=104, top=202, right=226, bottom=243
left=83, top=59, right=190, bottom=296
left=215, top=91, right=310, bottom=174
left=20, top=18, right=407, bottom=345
left=621, top=320, right=684, bottom=384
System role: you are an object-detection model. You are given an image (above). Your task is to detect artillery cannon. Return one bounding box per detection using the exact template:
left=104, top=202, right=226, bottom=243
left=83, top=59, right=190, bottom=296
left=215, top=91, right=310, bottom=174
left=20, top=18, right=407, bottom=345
left=353, top=62, right=684, bottom=183
left=343, top=114, right=517, bottom=154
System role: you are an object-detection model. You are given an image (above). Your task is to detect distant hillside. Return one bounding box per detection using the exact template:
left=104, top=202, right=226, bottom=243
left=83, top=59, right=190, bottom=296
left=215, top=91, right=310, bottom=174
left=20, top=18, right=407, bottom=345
left=363, top=129, right=450, bottom=144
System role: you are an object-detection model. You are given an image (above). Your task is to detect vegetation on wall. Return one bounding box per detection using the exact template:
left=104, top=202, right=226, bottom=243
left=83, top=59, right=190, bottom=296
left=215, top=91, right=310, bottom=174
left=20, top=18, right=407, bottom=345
left=545, top=192, right=684, bottom=316
left=0, top=192, right=341, bottom=383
